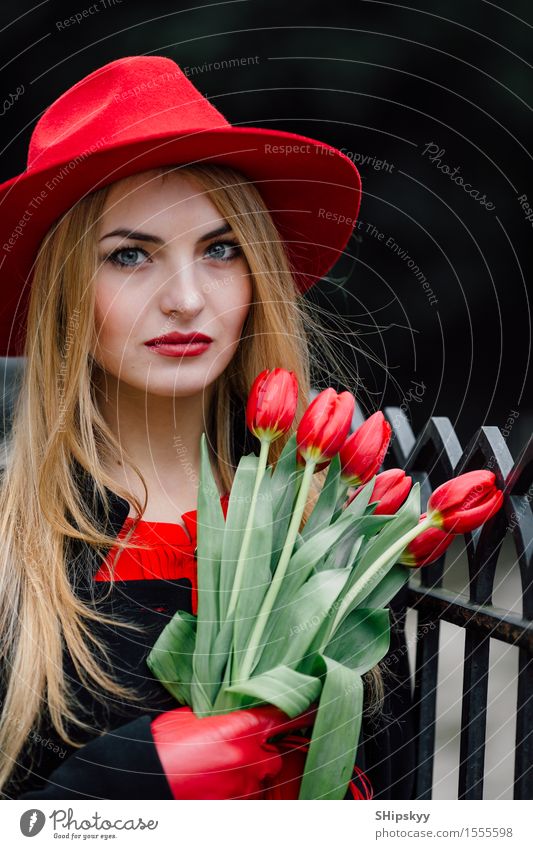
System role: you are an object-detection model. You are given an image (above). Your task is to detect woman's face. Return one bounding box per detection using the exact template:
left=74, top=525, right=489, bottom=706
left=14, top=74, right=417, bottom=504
left=92, top=170, right=252, bottom=398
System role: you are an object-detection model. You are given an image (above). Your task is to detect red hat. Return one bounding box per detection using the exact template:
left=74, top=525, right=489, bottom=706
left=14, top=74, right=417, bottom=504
left=0, top=55, right=362, bottom=357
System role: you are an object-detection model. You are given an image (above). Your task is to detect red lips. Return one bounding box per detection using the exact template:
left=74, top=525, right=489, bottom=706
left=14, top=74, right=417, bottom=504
left=145, top=331, right=213, bottom=345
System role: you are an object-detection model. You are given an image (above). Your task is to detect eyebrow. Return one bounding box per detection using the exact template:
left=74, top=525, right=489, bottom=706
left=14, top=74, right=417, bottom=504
left=98, top=223, right=234, bottom=244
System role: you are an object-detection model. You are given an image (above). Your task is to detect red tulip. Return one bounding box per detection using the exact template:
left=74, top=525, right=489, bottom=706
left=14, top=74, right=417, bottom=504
left=427, top=470, right=504, bottom=533
left=296, top=388, right=355, bottom=465
left=400, top=513, right=454, bottom=567
left=346, top=468, right=412, bottom=514
left=339, top=411, right=392, bottom=486
left=246, top=368, right=298, bottom=442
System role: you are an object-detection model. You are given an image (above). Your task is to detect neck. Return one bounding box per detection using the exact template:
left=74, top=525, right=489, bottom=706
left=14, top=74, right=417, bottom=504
left=94, top=370, right=222, bottom=509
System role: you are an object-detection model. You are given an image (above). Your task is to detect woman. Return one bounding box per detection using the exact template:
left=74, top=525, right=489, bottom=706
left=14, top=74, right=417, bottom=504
left=0, top=55, right=415, bottom=800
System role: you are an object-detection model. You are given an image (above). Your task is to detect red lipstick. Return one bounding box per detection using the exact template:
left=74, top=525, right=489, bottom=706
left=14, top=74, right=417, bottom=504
left=144, top=330, right=213, bottom=358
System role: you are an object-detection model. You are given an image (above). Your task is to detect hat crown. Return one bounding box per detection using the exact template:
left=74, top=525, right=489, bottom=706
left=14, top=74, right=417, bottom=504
left=27, top=55, right=230, bottom=172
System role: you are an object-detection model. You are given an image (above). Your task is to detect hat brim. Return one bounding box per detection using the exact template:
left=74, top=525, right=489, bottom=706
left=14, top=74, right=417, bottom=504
left=0, top=125, right=361, bottom=357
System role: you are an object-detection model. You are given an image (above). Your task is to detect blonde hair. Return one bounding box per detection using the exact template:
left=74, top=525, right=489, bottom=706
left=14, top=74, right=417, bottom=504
left=0, top=162, right=385, bottom=795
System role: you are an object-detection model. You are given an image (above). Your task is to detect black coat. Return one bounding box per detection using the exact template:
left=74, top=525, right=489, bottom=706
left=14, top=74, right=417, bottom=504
left=1, top=464, right=416, bottom=800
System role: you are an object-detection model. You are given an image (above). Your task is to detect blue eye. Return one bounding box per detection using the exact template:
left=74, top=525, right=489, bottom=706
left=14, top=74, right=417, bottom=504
left=205, top=240, right=242, bottom=262
left=105, top=246, right=151, bottom=268
left=103, top=239, right=242, bottom=269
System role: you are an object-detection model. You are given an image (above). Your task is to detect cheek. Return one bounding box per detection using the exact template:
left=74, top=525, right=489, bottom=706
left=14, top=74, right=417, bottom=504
left=212, top=275, right=252, bottom=340
left=93, top=290, right=109, bottom=335
left=92, top=283, right=139, bottom=361
left=94, top=289, right=119, bottom=345
left=217, top=288, right=251, bottom=347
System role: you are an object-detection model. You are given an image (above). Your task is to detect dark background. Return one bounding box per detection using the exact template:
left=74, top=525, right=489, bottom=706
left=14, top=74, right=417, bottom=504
left=0, top=0, right=531, bottom=458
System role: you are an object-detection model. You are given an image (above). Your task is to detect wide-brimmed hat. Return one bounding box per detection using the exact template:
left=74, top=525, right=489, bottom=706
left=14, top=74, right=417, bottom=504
left=0, top=54, right=362, bottom=357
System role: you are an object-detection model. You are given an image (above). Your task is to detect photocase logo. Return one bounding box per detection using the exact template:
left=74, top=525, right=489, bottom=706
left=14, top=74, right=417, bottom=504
left=20, top=809, right=46, bottom=836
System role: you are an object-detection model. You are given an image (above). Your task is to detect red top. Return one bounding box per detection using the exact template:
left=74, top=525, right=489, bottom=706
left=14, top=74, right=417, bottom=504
left=94, top=492, right=230, bottom=615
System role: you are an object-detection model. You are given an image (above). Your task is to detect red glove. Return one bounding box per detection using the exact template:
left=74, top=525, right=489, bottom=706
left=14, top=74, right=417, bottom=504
left=262, top=735, right=309, bottom=799
left=151, top=704, right=316, bottom=800
left=261, top=736, right=375, bottom=799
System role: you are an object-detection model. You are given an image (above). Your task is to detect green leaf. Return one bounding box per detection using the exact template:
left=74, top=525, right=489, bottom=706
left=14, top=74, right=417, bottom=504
left=218, top=453, right=260, bottom=622
left=299, top=655, right=364, bottom=800
left=271, top=433, right=298, bottom=495
left=146, top=611, right=197, bottom=705
left=276, top=507, right=361, bottom=601
left=206, top=617, right=234, bottom=703
left=271, top=433, right=300, bottom=518
left=232, top=471, right=274, bottom=673
left=357, top=563, right=411, bottom=609
left=331, top=483, right=420, bottom=625
left=225, top=665, right=321, bottom=717
left=299, top=453, right=342, bottom=540
left=271, top=435, right=303, bottom=574
left=356, top=482, right=421, bottom=571
left=253, top=569, right=350, bottom=676
left=192, top=434, right=229, bottom=712
left=323, top=608, right=390, bottom=674
left=212, top=643, right=240, bottom=713
left=344, top=478, right=376, bottom=519
left=300, top=604, right=390, bottom=678
left=319, top=514, right=396, bottom=572
left=269, top=474, right=302, bottom=575
left=330, top=475, right=375, bottom=524
left=281, top=513, right=390, bottom=597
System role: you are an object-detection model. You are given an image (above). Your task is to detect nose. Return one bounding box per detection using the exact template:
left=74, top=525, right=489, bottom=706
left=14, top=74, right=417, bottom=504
left=159, top=253, right=206, bottom=318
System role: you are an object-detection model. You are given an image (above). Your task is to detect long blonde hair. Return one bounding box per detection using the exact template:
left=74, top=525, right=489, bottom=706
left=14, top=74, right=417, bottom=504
left=0, top=162, right=385, bottom=795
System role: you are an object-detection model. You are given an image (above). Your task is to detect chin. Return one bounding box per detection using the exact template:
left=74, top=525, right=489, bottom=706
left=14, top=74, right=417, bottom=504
left=132, top=373, right=216, bottom=398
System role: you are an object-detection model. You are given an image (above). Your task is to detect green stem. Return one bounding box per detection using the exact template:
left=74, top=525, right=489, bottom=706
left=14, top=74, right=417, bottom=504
left=225, top=438, right=271, bottom=621
left=328, top=514, right=433, bottom=638
left=235, top=458, right=317, bottom=681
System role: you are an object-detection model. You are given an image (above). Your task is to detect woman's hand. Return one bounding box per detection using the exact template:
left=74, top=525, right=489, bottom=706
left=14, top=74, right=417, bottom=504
left=151, top=703, right=316, bottom=800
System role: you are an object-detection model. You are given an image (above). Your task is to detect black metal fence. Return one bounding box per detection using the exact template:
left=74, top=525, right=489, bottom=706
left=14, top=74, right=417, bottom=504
left=382, top=406, right=532, bottom=800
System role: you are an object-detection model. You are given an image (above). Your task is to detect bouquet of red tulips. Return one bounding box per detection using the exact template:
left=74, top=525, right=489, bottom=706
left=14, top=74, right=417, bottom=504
left=147, top=369, right=504, bottom=800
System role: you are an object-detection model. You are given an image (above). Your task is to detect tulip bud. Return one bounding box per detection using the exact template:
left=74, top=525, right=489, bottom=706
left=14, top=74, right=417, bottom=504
left=296, top=388, right=355, bottom=465
left=339, top=411, right=392, bottom=486
left=346, top=468, right=412, bottom=514
left=246, top=368, right=298, bottom=442
left=400, top=513, right=454, bottom=567
left=427, top=470, right=504, bottom=534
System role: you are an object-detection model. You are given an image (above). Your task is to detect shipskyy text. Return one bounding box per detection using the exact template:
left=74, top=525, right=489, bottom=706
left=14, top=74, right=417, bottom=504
left=375, top=811, right=431, bottom=823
